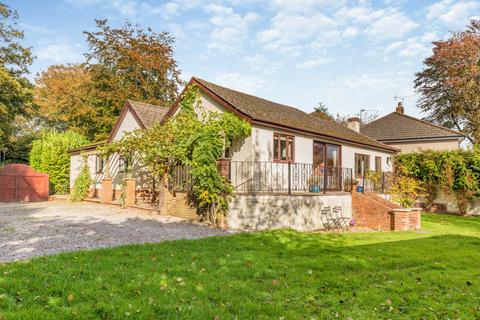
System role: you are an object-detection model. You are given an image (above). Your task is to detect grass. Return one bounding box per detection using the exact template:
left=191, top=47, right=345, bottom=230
left=1, top=214, right=480, bottom=319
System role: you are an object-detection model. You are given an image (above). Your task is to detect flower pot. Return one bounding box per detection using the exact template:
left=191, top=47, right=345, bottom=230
left=309, top=185, right=321, bottom=193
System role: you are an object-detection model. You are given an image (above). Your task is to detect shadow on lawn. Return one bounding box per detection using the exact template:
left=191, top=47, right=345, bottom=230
left=2, top=231, right=480, bottom=319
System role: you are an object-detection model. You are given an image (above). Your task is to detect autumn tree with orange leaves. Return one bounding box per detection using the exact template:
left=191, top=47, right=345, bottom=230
left=34, top=20, right=181, bottom=141
left=34, top=64, right=93, bottom=135
left=415, top=20, right=480, bottom=144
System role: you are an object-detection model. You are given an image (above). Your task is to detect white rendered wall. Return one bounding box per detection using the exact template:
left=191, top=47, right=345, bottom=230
left=228, top=193, right=352, bottom=231
left=113, top=109, right=142, bottom=141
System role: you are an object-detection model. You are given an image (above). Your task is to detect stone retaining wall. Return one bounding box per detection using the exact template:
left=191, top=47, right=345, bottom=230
left=228, top=193, right=352, bottom=231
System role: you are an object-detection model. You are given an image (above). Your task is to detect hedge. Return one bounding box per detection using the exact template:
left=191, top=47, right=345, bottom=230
left=30, top=131, right=89, bottom=194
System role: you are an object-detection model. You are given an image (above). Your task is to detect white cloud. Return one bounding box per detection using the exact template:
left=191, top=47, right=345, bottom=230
left=269, top=0, right=346, bottom=13
left=256, top=12, right=336, bottom=54
left=215, top=72, right=267, bottom=93
left=66, top=0, right=188, bottom=19
left=36, top=44, right=83, bottom=63
left=65, top=0, right=102, bottom=7
left=19, top=23, right=56, bottom=35
left=296, top=56, right=334, bottom=69
left=342, top=26, right=359, bottom=39
left=341, top=71, right=408, bottom=90
left=205, top=4, right=259, bottom=52
left=364, top=10, right=418, bottom=40
left=384, top=38, right=429, bottom=58
left=426, top=0, right=480, bottom=27
left=109, top=0, right=138, bottom=16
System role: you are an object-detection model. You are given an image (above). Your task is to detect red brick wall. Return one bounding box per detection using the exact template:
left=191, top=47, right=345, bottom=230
left=352, top=190, right=392, bottom=230
left=353, top=190, right=421, bottom=231
left=390, top=209, right=421, bottom=231
left=165, top=192, right=201, bottom=221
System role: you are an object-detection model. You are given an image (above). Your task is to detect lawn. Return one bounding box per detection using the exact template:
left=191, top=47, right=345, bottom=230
left=1, top=214, right=480, bottom=319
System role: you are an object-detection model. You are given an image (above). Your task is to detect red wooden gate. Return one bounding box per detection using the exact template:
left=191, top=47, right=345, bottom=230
left=0, top=164, right=49, bottom=202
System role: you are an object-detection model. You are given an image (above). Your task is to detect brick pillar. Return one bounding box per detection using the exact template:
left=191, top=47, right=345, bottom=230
left=389, top=208, right=421, bottom=231
left=102, top=179, right=113, bottom=203
left=124, top=178, right=136, bottom=206
left=88, top=186, right=96, bottom=199
left=217, top=158, right=230, bottom=179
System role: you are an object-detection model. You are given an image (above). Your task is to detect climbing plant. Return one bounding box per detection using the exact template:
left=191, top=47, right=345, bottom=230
left=99, top=85, right=251, bottom=225
left=395, top=149, right=480, bottom=214
left=71, top=155, right=93, bottom=202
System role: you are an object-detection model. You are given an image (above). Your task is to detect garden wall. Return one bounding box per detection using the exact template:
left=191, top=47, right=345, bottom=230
left=352, top=190, right=398, bottom=230
left=228, top=193, right=352, bottom=231
left=417, top=186, right=480, bottom=215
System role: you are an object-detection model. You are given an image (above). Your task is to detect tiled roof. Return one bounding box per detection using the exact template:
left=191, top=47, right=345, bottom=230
left=360, top=112, right=464, bottom=142
left=192, top=77, right=397, bottom=152
left=127, top=100, right=169, bottom=128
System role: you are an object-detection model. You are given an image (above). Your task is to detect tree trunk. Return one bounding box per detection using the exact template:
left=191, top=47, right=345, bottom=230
left=158, top=173, right=167, bottom=213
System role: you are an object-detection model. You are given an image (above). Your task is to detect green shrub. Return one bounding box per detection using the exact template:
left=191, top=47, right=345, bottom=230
left=388, top=165, right=425, bottom=208
left=30, top=130, right=89, bottom=194
left=71, top=156, right=92, bottom=202
left=395, top=149, right=480, bottom=214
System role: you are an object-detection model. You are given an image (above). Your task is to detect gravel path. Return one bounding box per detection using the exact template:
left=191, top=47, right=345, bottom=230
left=0, top=201, right=231, bottom=262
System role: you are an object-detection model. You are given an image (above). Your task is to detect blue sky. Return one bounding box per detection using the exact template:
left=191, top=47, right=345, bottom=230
left=7, top=0, right=480, bottom=118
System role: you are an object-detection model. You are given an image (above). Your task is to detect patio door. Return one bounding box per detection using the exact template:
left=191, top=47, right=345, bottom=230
left=313, top=141, right=341, bottom=191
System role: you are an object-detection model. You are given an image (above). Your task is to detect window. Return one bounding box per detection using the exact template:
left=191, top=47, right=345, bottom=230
left=273, top=133, right=294, bottom=162
left=95, top=155, right=104, bottom=174
left=375, top=156, right=382, bottom=172
left=118, top=156, right=129, bottom=173
left=355, top=153, right=370, bottom=177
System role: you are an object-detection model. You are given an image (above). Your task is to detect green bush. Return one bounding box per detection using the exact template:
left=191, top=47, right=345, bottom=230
left=395, top=149, right=480, bottom=214
left=30, top=130, right=89, bottom=194
left=71, top=156, right=92, bottom=202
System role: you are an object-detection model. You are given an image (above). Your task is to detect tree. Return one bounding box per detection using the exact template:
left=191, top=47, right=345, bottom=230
left=311, top=102, right=333, bottom=121
left=83, top=19, right=182, bottom=141
left=30, top=130, right=89, bottom=194
left=311, top=102, right=378, bottom=126
left=34, top=64, right=95, bottom=136
left=0, top=2, right=34, bottom=158
left=415, top=20, right=480, bottom=144
left=100, top=86, right=251, bottom=226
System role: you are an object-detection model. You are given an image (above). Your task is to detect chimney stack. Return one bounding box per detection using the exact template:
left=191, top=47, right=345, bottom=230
left=347, top=117, right=360, bottom=133
left=396, top=102, right=404, bottom=114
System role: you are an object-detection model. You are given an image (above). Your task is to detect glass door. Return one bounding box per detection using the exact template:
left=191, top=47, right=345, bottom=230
left=312, top=141, right=341, bottom=191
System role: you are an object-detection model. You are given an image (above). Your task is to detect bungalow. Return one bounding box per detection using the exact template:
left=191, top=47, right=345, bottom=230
left=359, top=102, right=464, bottom=153
left=70, top=77, right=398, bottom=231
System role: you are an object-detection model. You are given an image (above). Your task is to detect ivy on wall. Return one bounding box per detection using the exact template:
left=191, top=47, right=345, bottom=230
left=99, top=85, right=252, bottom=225
left=395, top=149, right=480, bottom=214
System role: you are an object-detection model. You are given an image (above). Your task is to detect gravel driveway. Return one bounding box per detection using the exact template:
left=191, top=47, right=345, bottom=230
left=0, top=201, right=231, bottom=262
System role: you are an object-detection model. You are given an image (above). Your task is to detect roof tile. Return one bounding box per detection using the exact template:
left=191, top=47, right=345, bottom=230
left=127, top=100, right=169, bottom=128
left=193, top=77, right=397, bottom=152
left=361, top=112, right=464, bottom=141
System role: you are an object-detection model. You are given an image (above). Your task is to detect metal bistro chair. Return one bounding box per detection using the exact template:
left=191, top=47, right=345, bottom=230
left=332, top=206, right=350, bottom=231
left=320, top=207, right=341, bottom=231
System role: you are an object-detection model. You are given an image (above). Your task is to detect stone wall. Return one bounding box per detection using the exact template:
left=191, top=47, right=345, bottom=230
left=228, top=193, right=352, bottom=231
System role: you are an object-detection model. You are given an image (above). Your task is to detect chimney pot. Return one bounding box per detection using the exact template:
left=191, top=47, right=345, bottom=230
left=347, top=117, right=361, bottom=133
left=396, top=102, right=404, bottom=114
